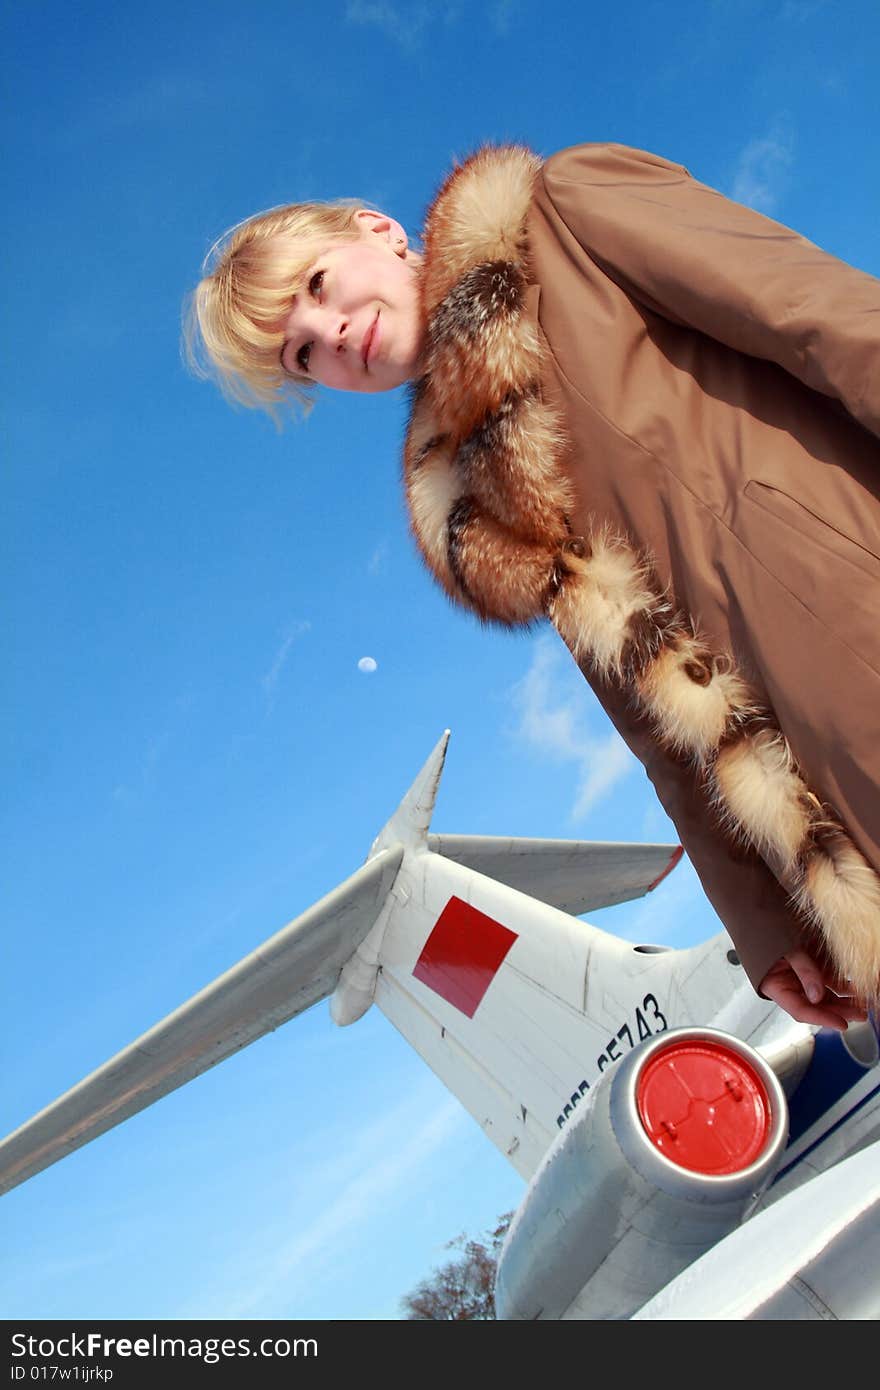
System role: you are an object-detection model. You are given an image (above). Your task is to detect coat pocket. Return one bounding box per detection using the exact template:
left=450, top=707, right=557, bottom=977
left=743, top=481, right=880, bottom=580
left=741, top=479, right=880, bottom=676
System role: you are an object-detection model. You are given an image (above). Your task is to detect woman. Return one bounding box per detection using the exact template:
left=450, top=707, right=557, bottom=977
left=185, top=141, right=880, bottom=1030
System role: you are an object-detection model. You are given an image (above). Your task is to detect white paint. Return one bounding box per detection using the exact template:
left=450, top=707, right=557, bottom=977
left=633, top=1141, right=880, bottom=1319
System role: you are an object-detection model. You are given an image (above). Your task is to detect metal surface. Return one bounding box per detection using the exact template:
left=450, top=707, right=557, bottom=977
left=2, top=730, right=876, bottom=1320
left=0, top=846, right=403, bottom=1196
left=495, top=1028, right=789, bottom=1321
left=633, top=1140, right=880, bottom=1319
left=610, top=1028, right=789, bottom=1201
left=425, top=835, right=680, bottom=915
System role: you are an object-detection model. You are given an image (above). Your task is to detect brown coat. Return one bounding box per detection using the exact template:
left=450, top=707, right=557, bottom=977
left=403, top=143, right=880, bottom=997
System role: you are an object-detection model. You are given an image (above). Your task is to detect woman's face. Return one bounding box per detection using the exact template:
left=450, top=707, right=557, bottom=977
left=279, top=212, right=423, bottom=393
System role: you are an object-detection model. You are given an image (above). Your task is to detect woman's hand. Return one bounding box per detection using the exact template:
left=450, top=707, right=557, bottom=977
left=760, top=949, right=868, bottom=1031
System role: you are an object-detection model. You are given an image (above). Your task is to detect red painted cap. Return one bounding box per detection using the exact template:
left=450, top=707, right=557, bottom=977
left=636, top=1038, right=772, bottom=1175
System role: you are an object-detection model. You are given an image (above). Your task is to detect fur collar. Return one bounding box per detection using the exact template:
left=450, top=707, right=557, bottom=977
left=403, top=144, right=880, bottom=999
left=404, top=144, right=574, bottom=625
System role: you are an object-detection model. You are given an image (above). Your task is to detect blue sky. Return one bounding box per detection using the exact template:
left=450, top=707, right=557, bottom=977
left=3, top=0, right=878, bottom=1322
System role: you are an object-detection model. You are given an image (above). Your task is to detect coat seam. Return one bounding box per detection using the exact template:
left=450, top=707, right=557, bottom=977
left=743, top=480, right=880, bottom=572
left=546, top=333, right=880, bottom=683
left=402, top=141, right=880, bottom=1001
left=539, top=328, right=728, bottom=527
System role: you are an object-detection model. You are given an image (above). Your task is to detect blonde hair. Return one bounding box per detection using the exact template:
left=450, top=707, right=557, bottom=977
left=182, top=199, right=365, bottom=419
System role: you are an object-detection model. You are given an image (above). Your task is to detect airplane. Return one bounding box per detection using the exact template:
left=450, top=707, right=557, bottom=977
left=2, top=730, right=878, bottom=1320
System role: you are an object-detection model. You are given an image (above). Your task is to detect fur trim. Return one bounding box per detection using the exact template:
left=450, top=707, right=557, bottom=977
left=548, top=531, right=661, bottom=677
left=712, top=730, right=812, bottom=870
left=636, top=644, right=754, bottom=761
left=403, top=143, right=880, bottom=1000
left=797, top=833, right=880, bottom=992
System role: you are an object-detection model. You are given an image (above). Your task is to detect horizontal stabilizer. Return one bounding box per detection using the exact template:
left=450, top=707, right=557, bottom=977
left=0, top=846, right=402, bottom=1197
left=425, top=836, right=682, bottom=914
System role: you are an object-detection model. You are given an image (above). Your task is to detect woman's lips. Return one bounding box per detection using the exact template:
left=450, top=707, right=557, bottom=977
left=362, top=312, right=381, bottom=368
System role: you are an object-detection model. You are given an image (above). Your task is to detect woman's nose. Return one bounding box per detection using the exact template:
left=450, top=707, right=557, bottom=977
left=324, top=315, right=349, bottom=352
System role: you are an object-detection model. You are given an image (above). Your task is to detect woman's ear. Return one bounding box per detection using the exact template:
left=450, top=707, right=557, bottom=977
left=355, top=208, right=408, bottom=257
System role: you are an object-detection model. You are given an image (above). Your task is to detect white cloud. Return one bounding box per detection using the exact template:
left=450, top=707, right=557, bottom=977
left=111, top=692, right=197, bottom=804
left=180, top=1091, right=466, bottom=1319
left=345, top=1, right=432, bottom=49
left=358, top=656, right=378, bottom=673
left=490, top=0, right=520, bottom=35
left=731, top=119, right=794, bottom=213
left=610, top=853, right=708, bottom=947
left=780, top=0, right=827, bottom=19
left=262, top=621, right=311, bottom=709
left=510, top=637, right=636, bottom=821
left=345, top=1, right=462, bottom=50
left=640, top=797, right=677, bottom=842
left=368, top=543, right=386, bottom=575
left=58, top=70, right=210, bottom=148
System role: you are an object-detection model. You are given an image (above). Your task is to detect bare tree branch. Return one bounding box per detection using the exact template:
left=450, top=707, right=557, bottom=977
left=400, top=1212, right=513, bottom=1320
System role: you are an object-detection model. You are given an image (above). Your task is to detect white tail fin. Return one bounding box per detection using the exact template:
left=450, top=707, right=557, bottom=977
left=0, top=731, right=745, bottom=1196
left=333, top=733, right=753, bottom=1180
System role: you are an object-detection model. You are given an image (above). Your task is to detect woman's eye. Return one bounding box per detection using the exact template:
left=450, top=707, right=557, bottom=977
left=308, top=270, right=324, bottom=297
left=296, top=341, right=312, bottom=373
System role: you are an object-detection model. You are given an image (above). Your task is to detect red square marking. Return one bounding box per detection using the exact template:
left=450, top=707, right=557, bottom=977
left=413, top=896, right=518, bottom=1019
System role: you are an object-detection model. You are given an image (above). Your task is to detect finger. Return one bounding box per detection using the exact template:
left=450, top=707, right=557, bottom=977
left=785, top=948, right=829, bottom=1005
left=780, top=992, right=862, bottom=1031
left=823, top=996, right=869, bottom=1019
left=783, top=949, right=867, bottom=1010
left=761, top=975, right=851, bottom=1032
left=828, top=1000, right=867, bottom=1023
left=790, top=1002, right=850, bottom=1032
left=784, top=950, right=828, bottom=1006
left=825, top=984, right=870, bottom=1009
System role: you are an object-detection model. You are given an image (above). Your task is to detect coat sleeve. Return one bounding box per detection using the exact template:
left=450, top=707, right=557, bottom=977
left=580, top=662, right=804, bottom=994
left=540, top=143, right=880, bottom=440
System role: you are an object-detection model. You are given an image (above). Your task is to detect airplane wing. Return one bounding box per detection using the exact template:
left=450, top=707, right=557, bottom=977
left=0, top=846, right=403, bottom=1198
left=631, top=1139, right=880, bottom=1320
left=425, top=836, right=682, bottom=914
